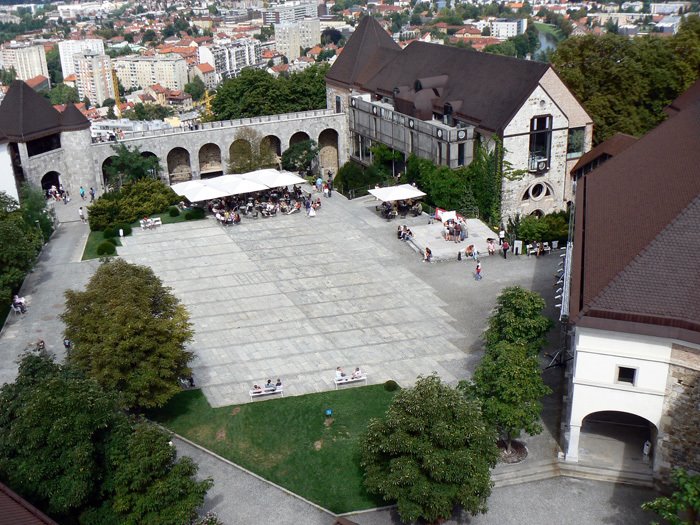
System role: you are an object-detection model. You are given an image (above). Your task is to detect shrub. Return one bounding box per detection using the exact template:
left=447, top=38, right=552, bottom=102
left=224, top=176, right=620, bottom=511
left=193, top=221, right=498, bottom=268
left=103, top=226, right=117, bottom=239
left=185, top=207, right=205, bottom=220
left=105, top=237, right=118, bottom=246
left=96, top=241, right=116, bottom=256
left=169, top=206, right=180, bottom=217
left=384, top=380, right=399, bottom=392
left=117, top=223, right=132, bottom=236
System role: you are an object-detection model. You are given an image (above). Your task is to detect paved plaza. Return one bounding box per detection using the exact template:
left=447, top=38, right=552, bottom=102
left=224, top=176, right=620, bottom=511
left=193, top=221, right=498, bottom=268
left=117, top=190, right=548, bottom=407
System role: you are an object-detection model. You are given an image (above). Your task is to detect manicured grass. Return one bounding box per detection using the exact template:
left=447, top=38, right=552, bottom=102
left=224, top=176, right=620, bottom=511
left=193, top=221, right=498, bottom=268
left=534, top=22, right=566, bottom=41
left=150, top=386, right=397, bottom=513
left=82, top=231, right=121, bottom=261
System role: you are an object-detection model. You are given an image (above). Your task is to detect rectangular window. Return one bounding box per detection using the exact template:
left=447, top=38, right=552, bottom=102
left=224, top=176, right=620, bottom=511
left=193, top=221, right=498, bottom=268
left=616, top=366, right=637, bottom=386
left=529, top=115, right=552, bottom=171
left=567, top=127, right=585, bottom=159
left=335, top=95, right=341, bottom=113
left=458, top=143, right=465, bottom=166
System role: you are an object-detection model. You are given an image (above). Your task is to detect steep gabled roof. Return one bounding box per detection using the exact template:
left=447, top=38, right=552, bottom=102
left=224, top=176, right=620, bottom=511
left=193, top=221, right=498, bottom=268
left=572, top=132, right=637, bottom=173
left=325, top=15, right=401, bottom=89
left=59, top=103, right=90, bottom=131
left=664, top=77, right=700, bottom=117
left=0, top=80, right=63, bottom=141
left=0, top=482, right=58, bottom=525
left=570, top=94, right=700, bottom=343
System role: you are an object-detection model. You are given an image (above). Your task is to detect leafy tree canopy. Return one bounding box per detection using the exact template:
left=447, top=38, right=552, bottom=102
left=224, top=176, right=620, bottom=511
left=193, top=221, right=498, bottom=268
left=45, top=83, right=79, bottom=105
left=361, top=374, right=499, bottom=523
left=642, top=468, right=700, bottom=525
left=281, top=139, right=319, bottom=174
left=552, top=16, right=700, bottom=143
left=185, top=75, right=206, bottom=101
left=103, top=143, right=160, bottom=190
left=122, top=102, right=174, bottom=121
left=228, top=127, right=278, bottom=173
left=62, top=258, right=194, bottom=410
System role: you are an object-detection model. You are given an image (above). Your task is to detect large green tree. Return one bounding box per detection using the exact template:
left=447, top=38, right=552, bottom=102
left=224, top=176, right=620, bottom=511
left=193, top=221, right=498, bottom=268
left=103, top=143, right=160, bottom=190
left=484, top=286, right=552, bottom=352
left=361, top=374, right=499, bottom=524
left=467, top=341, right=552, bottom=453
left=552, top=17, right=700, bottom=142
left=46, top=82, right=79, bottom=105
left=642, top=469, right=700, bottom=525
left=45, top=45, right=63, bottom=84
left=227, top=127, right=278, bottom=173
left=62, top=259, right=194, bottom=410
left=184, top=75, right=206, bottom=101
left=281, top=139, right=319, bottom=174
left=121, top=102, right=174, bottom=121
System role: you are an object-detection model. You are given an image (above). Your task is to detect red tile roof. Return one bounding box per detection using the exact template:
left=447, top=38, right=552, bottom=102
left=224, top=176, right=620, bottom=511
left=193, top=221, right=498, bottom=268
left=25, top=75, right=48, bottom=89
left=0, top=482, right=58, bottom=525
left=197, top=62, right=215, bottom=73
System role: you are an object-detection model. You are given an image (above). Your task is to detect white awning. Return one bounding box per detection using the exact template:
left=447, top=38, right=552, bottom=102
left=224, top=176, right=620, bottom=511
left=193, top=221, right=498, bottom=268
left=368, top=184, right=426, bottom=202
left=206, top=175, right=269, bottom=196
left=171, top=180, right=229, bottom=202
left=239, top=169, right=306, bottom=188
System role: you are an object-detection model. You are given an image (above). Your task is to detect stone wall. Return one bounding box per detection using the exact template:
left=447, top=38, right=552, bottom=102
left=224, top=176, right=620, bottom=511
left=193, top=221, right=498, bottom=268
left=656, top=343, right=700, bottom=484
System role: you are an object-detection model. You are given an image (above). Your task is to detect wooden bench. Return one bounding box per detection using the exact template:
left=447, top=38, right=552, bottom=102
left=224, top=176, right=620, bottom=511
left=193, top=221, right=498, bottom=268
left=249, top=387, right=284, bottom=400
left=334, top=375, right=367, bottom=389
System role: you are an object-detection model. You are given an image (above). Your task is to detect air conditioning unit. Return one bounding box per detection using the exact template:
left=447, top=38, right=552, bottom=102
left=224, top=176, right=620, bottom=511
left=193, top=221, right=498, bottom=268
left=529, top=157, right=548, bottom=172
left=537, top=159, right=548, bottom=171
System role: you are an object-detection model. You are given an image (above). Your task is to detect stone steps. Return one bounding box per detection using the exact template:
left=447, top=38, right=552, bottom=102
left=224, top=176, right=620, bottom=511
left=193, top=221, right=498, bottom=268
left=558, top=461, right=654, bottom=487
left=491, top=459, right=560, bottom=488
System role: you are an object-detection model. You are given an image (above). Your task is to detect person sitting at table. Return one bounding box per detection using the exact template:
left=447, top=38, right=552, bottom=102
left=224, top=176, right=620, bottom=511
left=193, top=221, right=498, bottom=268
left=233, top=212, right=241, bottom=224
left=252, top=384, right=262, bottom=393
left=280, top=201, right=289, bottom=213
left=275, top=378, right=282, bottom=388
left=265, top=379, right=276, bottom=391
left=336, top=367, right=346, bottom=380
left=466, top=245, right=475, bottom=258
left=412, top=201, right=423, bottom=216
left=287, top=201, right=301, bottom=214
left=351, top=367, right=363, bottom=379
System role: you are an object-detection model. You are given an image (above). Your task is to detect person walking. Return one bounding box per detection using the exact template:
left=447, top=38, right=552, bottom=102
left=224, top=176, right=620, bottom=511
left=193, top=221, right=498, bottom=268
left=79, top=186, right=86, bottom=200
left=475, top=261, right=482, bottom=280
left=78, top=207, right=86, bottom=223
left=327, top=171, right=333, bottom=197
left=502, top=240, right=510, bottom=259
left=498, top=228, right=505, bottom=245
left=89, top=187, right=95, bottom=202
left=315, top=176, right=323, bottom=193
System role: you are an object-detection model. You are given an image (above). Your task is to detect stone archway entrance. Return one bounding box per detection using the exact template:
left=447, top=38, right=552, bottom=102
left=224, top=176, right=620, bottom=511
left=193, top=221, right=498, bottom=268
left=199, top=143, right=223, bottom=179
left=289, top=131, right=310, bottom=148
left=101, top=157, right=118, bottom=188
left=167, top=147, right=192, bottom=184
left=576, top=411, right=656, bottom=473
left=41, top=171, right=61, bottom=191
left=318, top=128, right=339, bottom=175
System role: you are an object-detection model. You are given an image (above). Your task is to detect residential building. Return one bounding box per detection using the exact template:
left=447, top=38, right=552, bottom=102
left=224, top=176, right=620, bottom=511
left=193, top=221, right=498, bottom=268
left=489, top=18, right=528, bottom=39
left=198, top=39, right=261, bottom=80
left=191, top=62, right=218, bottom=89
left=58, top=38, right=105, bottom=78
left=649, top=2, right=689, bottom=14
left=73, top=51, right=115, bottom=106
left=113, top=54, right=188, bottom=91
left=0, top=44, right=48, bottom=83
left=562, top=80, right=700, bottom=485
left=262, top=0, right=317, bottom=25
left=326, top=16, right=592, bottom=219
left=25, top=74, right=50, bottom=92
left=275, top=18, right=320, bottom=61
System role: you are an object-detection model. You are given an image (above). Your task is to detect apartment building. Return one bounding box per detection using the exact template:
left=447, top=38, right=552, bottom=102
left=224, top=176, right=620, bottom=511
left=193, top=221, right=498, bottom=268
left=0, top=44, right=48, bottom=82
left=198, top=39, right=261, bottom=80
left=275, top=18, right=320, bottom=61
left=73, top=51, right=115, bottom=106
left=58, top=38, right=105, bottom=78
left=113, top=54, right=188, bottom=91
left=489, top=18, right=528, bottom=39
left=262, top=0, right=317, bottom=25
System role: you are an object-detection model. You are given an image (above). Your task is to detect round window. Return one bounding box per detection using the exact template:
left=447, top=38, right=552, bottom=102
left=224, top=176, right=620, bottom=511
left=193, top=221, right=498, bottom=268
left=530, top=183, right=545, bottom=200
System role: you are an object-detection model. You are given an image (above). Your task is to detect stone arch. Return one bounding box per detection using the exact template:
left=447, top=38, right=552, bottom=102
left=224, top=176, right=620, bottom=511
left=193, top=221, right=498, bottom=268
left=101, top=156, right=118, bottom=188
left=167, top=147, right=192, bottom=184
left=522, top=182, right=553, bottom=202
left=228, top=139, right=252, bottom=174
left=41, top=171, right=61, bottom=191
left=572, top=411, right=658, bottom=471
left=289, top=131, right=310, bottom=148
left=261, top=135, right=281, bottom=157
left=199, top=143, right=223, bottom=178
left=318, top=128, right=339, bottom=175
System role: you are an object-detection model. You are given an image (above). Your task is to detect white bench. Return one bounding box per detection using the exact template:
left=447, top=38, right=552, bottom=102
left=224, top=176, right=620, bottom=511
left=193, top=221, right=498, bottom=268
left=152, top=217, right=162, bottom=227
left=249, top=387, right=284, bottom=400
left=334, top=375, right=367, bottom=389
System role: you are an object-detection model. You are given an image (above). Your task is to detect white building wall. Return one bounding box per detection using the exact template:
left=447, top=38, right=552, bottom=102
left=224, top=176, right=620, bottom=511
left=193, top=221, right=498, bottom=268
left=58, top=39, right=105, bottom=78
left=1, top=45, right=48, bottom=81
left=565, top=327, right=673, bottom=462
left=0, top=144, right=18, bottom=202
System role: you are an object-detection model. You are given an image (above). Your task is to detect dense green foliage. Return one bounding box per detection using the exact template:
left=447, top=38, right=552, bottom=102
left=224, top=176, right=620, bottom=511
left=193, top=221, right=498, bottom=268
left=45, top=83, right=79, bottom=105
left=361, top=374, right=498, bottom=523
left=45, top=46, right=63, bottom=84
left=227, top=128, right=278, bottom=173
left=0, top=187, right=51, bottom=305
left=96, top=240, right=116, bottom=255
left=552, top=16, right=700, bottom=143
left=281, top=139, right=319, bottom=174
left=0, top=351, right=211, bottom=523
left=484, top=286, right=553, bottom=352
left=153, top=386, right=396, bottom=513
left=211, top=64, right=329, bottom=120
left=121, top=102, right=174, bottom=121
left=484, top=24, right=540, bottom=58
left=334, top=161, right=385, bottom=196
left=184, top=75, right=206, bottom=101
left=62, top=259, right=194, bottom=410
left=642, top=469, right=700, bottom=525
left=88, top=178, right=179, bottom=231
left=510, top=211, right=569, bottom=244
left=467, top=341, right=552, bottom=452
left=103, top=143, right=161, bottom=190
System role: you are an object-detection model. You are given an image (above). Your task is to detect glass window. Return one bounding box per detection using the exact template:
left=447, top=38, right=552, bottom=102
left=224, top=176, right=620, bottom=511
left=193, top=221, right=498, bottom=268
left=529, top=115, right=552, bottom=171
left=617, top=366, right=637, bottom=385
left=567, top=127, right=585, bottom=159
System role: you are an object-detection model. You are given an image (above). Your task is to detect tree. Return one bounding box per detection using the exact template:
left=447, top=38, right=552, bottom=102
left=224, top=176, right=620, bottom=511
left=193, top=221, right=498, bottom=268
left=0, top=350, right=122, bottom=516
left=361, top=375, right=499, bottom=524
left=121, top=102, right=174, bottom=121
left=102, top=97, right=116, bottom=108
left=46, top=83, right=79, bottom=105
left=321, top=27, right=342, bottom=45
left=45, top=45, right=63, bottom=84
left=103, top=143, right=160, bottom=190
left=82, top=95, right=91, bottom=108
left=484, top=286, right=553, bottom=352
left=184, top=75, right=206, bottom=101
left=62, top=259, right=194, bottom=410
left=281, top=139, right=319, bottom=174
left=467, top=341, right=552, bottom=453
left=227, top=128, right=278, bottom=173
left=141, top=28, right=157, bottom=44
left=642, top=469, right=700, bottom=525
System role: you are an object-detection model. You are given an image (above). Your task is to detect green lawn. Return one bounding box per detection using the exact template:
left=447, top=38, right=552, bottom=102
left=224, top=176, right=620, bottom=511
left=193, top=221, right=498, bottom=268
left=534, top=22, right=566, bottom=41
left=150, top=386, right=396, bottom=513
left=82, top=231, right=121, bottom=261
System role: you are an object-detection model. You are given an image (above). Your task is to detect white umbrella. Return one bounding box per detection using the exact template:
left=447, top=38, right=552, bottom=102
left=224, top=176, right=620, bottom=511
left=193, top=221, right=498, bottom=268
left=368, top=184, right=426, bottom=202
left=207, top=175, right=269, bottom=196
left=440, top=210, right=457, bottom=222
left=240, top=169, right=306, bottom=188
left=171, top=180, right=229, bottom=202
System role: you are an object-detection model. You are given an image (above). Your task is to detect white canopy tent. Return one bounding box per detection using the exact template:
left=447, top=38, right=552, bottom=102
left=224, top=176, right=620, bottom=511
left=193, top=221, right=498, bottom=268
left=170, top=170, right=301, bottom=201
left=205, top=175, right=269, bottom=196
left=171, top=180, right=229, bottom=202
left=239, top=169, right=306, bottom=188
left=368, top=184, right=426, bottom=202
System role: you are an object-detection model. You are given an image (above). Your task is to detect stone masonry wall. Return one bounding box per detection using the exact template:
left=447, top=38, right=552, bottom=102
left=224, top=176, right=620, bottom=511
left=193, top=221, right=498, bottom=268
left=657, top=343, right=700, bottom=484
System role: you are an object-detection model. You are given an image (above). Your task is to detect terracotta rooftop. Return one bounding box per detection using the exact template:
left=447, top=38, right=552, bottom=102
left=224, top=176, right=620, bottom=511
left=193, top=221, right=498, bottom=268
left=197, top=62, right=215, bottom=73
left=0, top=482, right=58, bottom=525
left=25, top=75, right=48, bottom=90
left=569, top=86, right=700, bottom=343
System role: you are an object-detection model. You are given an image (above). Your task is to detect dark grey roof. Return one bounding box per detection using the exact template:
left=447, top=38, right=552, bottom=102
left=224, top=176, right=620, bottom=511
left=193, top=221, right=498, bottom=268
left=570, top=92, right=700, bottom=342
left=0, top=80, right=63, bottom=142
left=572, top=132, right=637, bottom=173
left=59, top=103, right=90, bottom=132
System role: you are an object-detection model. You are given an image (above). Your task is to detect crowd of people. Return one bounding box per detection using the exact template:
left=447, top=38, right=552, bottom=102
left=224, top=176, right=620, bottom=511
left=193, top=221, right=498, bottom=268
left=442, top=218, right=468, bottom=243
left=251, top=378, right=283, bottom=393
left=379, top=199, right=422, bottom=221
